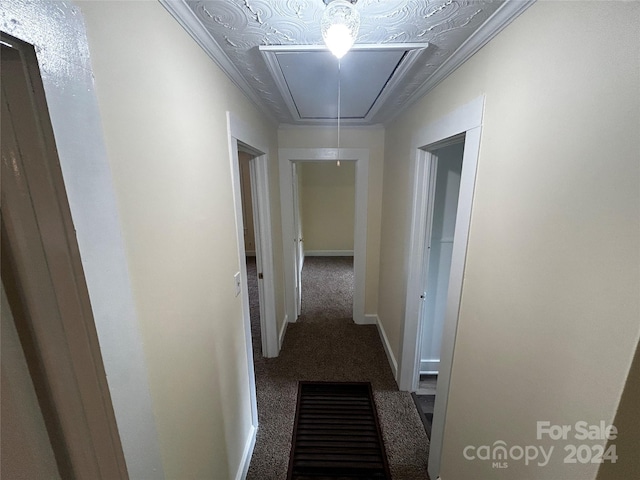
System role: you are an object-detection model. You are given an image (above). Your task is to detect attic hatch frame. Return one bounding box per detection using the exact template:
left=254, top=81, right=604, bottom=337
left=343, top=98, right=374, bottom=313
left=260, top=43, right=428, bottom=125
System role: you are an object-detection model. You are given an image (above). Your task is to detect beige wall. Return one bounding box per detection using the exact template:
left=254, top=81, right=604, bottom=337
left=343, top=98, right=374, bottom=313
left=379, top=2, right=640, bottom=479
left=299, top=161, right=355, bottom=252
left=279, top=126, right=384, bottom=314
left=79, top=1, right=280, bottom=478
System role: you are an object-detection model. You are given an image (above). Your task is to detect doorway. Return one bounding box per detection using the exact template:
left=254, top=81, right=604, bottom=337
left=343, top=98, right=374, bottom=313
left=418, top=141, right=464, bottom=378
left=293, top=161, right=356, bottom=321
left=279, top=148, right=369, bottom=326
left=398, top=97, right=484, bottom=479
left=238, top=149, right=265, bottom=360
left=414, top=139, right=465, bottom=439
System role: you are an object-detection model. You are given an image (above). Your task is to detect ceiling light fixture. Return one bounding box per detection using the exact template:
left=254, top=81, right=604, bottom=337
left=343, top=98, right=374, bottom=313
left=321, top=0, right=360, bottom=59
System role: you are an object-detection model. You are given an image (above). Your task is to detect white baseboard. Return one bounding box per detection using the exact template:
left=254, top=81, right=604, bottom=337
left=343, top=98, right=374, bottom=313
left=235, top=424, right=257, bottom=480
left=304, top=250, right=354, bottom=257
left=369, top=314, right=398, bottom=380
left=279, top=314, right=288, bottom=349
left=362, top=314, right=378, bottom=325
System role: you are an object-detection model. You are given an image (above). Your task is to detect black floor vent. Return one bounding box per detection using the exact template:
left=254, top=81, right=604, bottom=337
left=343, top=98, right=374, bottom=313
left=287, top=382, right=391, bottom=480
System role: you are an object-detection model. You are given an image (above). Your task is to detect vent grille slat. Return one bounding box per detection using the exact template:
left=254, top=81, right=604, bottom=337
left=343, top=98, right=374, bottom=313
left=287, top=382, right=391, bottom=480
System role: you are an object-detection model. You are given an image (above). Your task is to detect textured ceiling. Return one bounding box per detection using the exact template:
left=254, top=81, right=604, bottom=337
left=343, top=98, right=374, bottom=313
left=162, top=0, right=533, bottom=125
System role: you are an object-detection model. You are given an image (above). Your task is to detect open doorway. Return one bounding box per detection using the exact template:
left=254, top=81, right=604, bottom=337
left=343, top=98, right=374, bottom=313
left=238, top=150, right=264, bottom=359
left=227, top=113, right=279, bottom=466
left=293, top=161, right=356, bottom=322
left=279, top=148, right=369, bottom=326
left=413, top=139, right=465, bottom=439
left=398, top=97, right=484, bottom=479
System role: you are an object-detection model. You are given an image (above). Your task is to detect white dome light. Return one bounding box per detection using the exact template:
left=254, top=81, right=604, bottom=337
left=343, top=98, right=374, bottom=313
left=321, top=0, right=360, bottom=59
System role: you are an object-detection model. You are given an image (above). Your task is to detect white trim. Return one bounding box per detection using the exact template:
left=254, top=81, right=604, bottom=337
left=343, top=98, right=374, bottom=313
left=279, top=148, right=369, bottom=325
left=388, top=0, right=535, bottom=123
left=369, top=315, right=398, bottom=379
left=429, top=124, right=482, bottom=479
left=227, top=112, right=280, bottom=477
left=159, top=0, right=275, bottom=123
left=420, top=360, right=441, bottom=374
left=279, top=123, right=385, bottom=132
left=304, top=250, right=354, bottom=257
left=227, top=114, right=259, bottom=434
left=279, top=314, right=289, bottom=349
left=249, top=154, right=279, bottom=359
left=234, top=424, right=257, bottom=480
left=397, top=96, right=485, bottom=480
left=260, top=44, right=427, bottom=53
left=228, top=113, right=279, bottom=357
left=411, top=100, right=483, bottom=149
left=249, top=159, right=270, bottom=358
left=362, top=314, right=378, bottom=326
left=291, top=163, right=304, bottom=318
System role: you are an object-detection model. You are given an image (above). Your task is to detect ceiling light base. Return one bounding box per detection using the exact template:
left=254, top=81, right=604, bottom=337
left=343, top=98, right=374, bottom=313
left=323, top=0, right=357, bottom=5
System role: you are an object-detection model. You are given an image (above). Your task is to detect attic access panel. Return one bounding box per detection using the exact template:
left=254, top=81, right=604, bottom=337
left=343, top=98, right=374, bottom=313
left=260, top=44, right=427, bottom=124
left=277, top=49, right=403, bottom=119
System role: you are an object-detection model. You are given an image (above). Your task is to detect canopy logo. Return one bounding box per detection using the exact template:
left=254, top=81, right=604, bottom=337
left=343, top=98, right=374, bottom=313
left=463, top=441, right=553, bottom=469
left=463, top=421, right=618, bottom=469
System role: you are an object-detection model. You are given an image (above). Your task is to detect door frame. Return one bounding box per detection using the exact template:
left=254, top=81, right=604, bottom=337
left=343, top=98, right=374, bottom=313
left=2, top=8, right=165, bottom=477
left=246, top=154, right=273, bottom=360
left=0, top=8, right=164, bottom=479
left=397, top=96, right=484, bottom=479
left=291, top=162, right=304, bottom=317
left=279, top=148, right=369, bottom=325
left=2, top=34, right=128, bottom=479
left=227, top=113, right=279, bottom=467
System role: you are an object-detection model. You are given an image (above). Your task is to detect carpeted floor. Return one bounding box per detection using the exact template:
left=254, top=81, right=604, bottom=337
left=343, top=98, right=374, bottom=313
left=297, top=256, right=354, bottom=322
left=245, top=256, right=430, bottom=480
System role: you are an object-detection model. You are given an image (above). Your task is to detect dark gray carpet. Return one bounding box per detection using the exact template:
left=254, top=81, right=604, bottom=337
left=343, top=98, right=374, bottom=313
left=245, top=256, right=430, bottom=480
left=412, top=394, right=435, bottom=439
left=298, top=256, right=354, bottom=322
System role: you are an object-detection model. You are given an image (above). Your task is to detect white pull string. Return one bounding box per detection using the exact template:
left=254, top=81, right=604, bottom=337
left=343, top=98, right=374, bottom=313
left=337, top=58, right=341, bottom=167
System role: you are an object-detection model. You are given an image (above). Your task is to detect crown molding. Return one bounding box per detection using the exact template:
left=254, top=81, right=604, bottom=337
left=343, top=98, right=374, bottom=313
left=160, top=0, right=534, bottom=127
left=159, top=0, right=277, bottom=123
left=385, top=0, right=536, bottom=124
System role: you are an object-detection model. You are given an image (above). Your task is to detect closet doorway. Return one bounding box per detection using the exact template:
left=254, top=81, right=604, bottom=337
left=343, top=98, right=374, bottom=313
left=413, top=140, right=465, bottom=439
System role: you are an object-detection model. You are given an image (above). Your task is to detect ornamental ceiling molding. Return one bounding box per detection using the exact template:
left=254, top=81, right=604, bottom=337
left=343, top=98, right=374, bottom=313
left=159, top=0, right=535, bottom=125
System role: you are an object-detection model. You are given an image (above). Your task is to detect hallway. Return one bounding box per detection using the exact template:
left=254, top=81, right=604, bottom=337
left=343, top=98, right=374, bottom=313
left=246, top=257, right=429, bottom=479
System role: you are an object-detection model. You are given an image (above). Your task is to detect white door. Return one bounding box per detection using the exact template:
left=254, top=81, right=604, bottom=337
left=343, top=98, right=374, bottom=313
left=419, top=142, right=464, bottom=376
left=292, top=162, right=304, bottom=317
